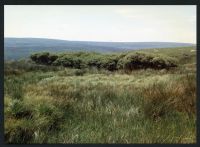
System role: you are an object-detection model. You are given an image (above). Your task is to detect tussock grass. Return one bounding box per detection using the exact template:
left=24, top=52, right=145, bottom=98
left=142, top=74, right=196, bottom=121
left=4, top=47, right=196, bottom=143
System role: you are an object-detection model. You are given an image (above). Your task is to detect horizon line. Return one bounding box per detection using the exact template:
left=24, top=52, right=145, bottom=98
left=4, top=37, right=196, bottom=44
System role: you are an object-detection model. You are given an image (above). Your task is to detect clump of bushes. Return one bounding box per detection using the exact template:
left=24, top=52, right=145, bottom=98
left=100, top=56, right=118, bottom=71
left=30, top=51, right=177, bottom=71
left=52, top=55, right=84, bottom=69
left=117, top=52, right=177, bottom=71
left=86, top=56, right=103, bottom=69
left=30, top=52, right=58, bottom=65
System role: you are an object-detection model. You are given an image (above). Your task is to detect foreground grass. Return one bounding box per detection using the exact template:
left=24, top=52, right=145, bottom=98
left=4, top=47, right=196, bottom=143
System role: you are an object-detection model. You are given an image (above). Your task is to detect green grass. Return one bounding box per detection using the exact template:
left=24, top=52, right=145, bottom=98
left=4, top=46, right=196, bottom=143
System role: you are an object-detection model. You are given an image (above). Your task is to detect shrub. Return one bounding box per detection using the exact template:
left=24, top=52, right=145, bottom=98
left=100, top=56, right=118, bottom=71
left=54, top=56, right=74, bottom=67
left=86, top=56, right=103, bottom=69
left=151, top=56, right=177, bottom=69
left=30, top=54, right=38, bottom=62
left=30, top=52, right=49, bottom=64
left=30, top=52, right=58, bottom=65
left=117, top=52, right=177, bottom=71
left=30, top=51, right=177, bottom=71
left=48, top=54, right=58, bottom=64
left=52, top=55, right=85, bottom=69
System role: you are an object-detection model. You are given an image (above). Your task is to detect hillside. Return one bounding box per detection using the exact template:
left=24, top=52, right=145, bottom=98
left=4, top=38, right=195, bottom=60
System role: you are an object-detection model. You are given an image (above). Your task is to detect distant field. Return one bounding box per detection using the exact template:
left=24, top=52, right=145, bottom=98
left=4, top=47, right=196, bottom=143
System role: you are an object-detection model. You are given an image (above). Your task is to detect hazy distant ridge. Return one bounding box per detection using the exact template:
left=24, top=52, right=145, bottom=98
left=4, top=38, right=195, bottom=60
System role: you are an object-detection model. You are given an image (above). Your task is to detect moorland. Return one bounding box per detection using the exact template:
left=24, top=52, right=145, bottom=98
left=4, top=46, right=196, bottom=143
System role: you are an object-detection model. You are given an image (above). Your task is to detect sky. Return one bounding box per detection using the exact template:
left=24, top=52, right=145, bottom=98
left=4, top=5, right=196, bottom=43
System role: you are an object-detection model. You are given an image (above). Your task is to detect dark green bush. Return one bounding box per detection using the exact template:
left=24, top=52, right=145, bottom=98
left=48, top=54, right=58, bottom=63
left=54, top=56, right=73, bottom=67
left=87, top=58, right=102, bottom=69
left=117, top=52, right=177, bottom=71
left=30, top=51, right=177, bottom=71
left=100, top=55, right=118, bottom=71
left=30, top=52, right=58, bottom=65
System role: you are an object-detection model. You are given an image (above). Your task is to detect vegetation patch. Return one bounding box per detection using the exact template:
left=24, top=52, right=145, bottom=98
left=4, top=47, right=196, bottom=143
left=30, top=51, right=177, bottom=71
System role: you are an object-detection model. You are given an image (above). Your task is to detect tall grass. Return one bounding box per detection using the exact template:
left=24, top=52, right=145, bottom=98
left=4, top=47, right=196, bottom=143
left=142, top=74, right=196, bottom=121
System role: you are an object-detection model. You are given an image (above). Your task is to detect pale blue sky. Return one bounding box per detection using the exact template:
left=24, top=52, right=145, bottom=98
left=4, top=5, right=196, bottom=43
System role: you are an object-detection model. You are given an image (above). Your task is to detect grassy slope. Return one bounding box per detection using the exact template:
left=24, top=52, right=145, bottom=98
left=4, top=46, right=196, bottom=143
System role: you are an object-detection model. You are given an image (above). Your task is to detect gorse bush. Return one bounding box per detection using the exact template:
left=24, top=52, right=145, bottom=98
left=117, top=52, right=177, bottom=71
left=30, top=51, right=177, bottom=71
left=30, top=52, right=58, bottom=65
left=100, top=56, right=118, bottom=71
left=52, top=55, right=84, bottom=69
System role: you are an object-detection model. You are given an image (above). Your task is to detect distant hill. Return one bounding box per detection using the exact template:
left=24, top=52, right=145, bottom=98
left=4, top=37, right=195, bottom=60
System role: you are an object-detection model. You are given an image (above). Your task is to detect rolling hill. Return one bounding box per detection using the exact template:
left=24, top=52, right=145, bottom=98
left=4, top=37, right=195, bottom=60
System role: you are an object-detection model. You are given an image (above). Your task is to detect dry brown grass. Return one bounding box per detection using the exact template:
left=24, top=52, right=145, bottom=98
left=142, top=74, right=196, bottom=120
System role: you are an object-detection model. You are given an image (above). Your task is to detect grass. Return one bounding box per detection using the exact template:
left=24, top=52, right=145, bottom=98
left=4, top=46, right=196, bottom=143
